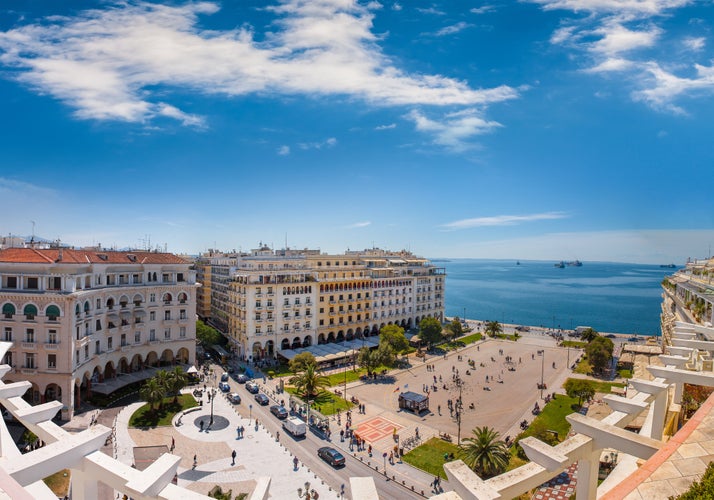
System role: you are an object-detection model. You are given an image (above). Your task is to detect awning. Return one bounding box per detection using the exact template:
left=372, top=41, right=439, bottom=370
left=186, top=365, right=198, bottom=374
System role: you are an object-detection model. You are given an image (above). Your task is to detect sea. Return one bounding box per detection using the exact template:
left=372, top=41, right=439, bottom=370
left=441, top=259, right=678, bottom=336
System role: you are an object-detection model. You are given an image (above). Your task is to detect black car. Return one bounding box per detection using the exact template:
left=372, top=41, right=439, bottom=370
left=245, top=381, right=259, bottom=394
left=254, top=393, right=270, bottom=405
left=317, top=447, right=345, bottom=467
left=270, top=405, right=288, bottom=419
left=221, top=373, right=229, bottom=382
left=228, top=393, right=241, bottom=404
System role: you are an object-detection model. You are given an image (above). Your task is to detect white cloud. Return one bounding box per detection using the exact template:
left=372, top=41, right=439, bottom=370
left=392, top=3, right=403, bottom=11
left=585, top=57, right=633, bottom=73
left=416, top=7, right=446, bottom=15
left=442, top=212, right=569, bottom=230
left=277, top=145, right=291, bottom=155
left=0, top=1, right=517, bottom=126
left=346, top=221, right=371, bottom=228
left=530, top=0, right=691, bottom=15
left=430, top=22, right=473, bottom=37
left=406, top=108, right=502, bottom=151
left=298, top=137, right=338, bottom=150
left=589, top=22, right=660, bottom=55
left=632, top=61, right=714, bottom=113
left=683, top=36, right=705, bottom=52
left=375, top=123, right=396, bottom=130
left=471, top=5, right=496, bottom=14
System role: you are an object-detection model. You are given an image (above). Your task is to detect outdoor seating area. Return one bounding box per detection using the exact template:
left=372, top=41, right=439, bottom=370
left=278, top=337, right=379, bottom=368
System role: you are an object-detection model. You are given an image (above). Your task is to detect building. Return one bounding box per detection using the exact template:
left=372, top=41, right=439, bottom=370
left=0, top=247, right=197, bottom=421
left=199, top=246, right=445, bottom=361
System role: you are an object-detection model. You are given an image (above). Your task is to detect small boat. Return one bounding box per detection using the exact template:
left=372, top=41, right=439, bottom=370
left=555, top=261, right=565, bottom=268
left=659, top=264, right=676, bottom=268
left=568, top=260, right=583, bottom=267
left=516, top=261, right=521, bottom=265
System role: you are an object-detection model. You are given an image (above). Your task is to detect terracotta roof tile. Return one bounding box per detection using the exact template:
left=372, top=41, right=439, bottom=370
left=0, top=248, right=188, bottom=265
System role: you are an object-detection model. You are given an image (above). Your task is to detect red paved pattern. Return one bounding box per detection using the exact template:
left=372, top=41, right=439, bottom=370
left=533, top=462, right=577, bottom=500
left=355, top=416, right=403, bottom=443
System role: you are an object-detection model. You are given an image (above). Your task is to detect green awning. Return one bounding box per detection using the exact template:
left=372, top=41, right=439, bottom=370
left=46, top=305, right=61, bottom=318
left=2, top=303, right=15, bottom=315
left=24, top=304, right=38, bottom=316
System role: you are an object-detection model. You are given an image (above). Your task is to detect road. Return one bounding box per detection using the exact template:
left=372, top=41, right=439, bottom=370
left=215, top=362, right=427, bottom=500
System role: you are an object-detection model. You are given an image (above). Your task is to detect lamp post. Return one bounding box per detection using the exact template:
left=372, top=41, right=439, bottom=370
left=209, top=386, right=217, bottom=427
left=538, top=350, right=545, bottom=399
left=297, top=481, right=312, bottom=499
left=454, top=375, right=464, bottom=445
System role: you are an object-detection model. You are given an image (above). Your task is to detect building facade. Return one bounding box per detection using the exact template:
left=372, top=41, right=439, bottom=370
left=200, top=246, right=445, bottom=361
left=0, top=247, right=197, bottom=421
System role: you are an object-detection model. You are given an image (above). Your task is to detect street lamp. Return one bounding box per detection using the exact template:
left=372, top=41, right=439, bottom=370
left=297, top=481, right=313, bottom=499
left=538, top=350, right=545, bottom=399
left=453, top=375, right=464, bottom=445
left=209, top=387, right=217, bottom=427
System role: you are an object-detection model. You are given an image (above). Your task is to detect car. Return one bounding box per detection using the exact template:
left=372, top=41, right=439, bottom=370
left=245, top=381, right=259, bottom=394
left=218, top=382, right=230, bottom=392
left=228, top=393, right=241, bottom=404
left=254, top=393, right=270, bottom=405
left=628, top=336, right=641, bottom=342
left=605, top=334, right=617, bottom=339
left=235, top=374, right=249, bottom=384
left=221, top=373, right=229, bottom=382
left=317, top=447, right=345, bottom=467
left=270, top=405, right=288, bottom=419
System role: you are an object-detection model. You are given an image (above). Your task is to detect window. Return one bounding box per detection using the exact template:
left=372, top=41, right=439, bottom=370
left=48, top=277, right=62, bottom=290
left=164, top=311, right=171, bottom=320
left=6, top=276, right=17, bottom=289
left=2, top=303, right=15, bottom=319
left=96, top=298, right=101, bottom=309
left=150, top=311, right=156, bottom=321
left=150, top=329, right=156, bottom=341
left=162, top=273, right=170, bottom=283
left=95, top=341, right=100, bottom=354
left=3, top=352, right=12, bottom=367
left=255, top=326, right=261, bottom=335
left=25, top=329, right=35, bottom=343
left=266, top=325, right=273, bottom=333
left=48, top=330, right=57, bottom=344
left=267, top=312, right=273, bottom=320
left=177, top=273, right=185, bottom=282
left=47, top=354, right=56, bottom=369
left=319, top=296, right=324, bottom=302
left=107, top=337, right=113, bottom=350
left=319, top=319, right=324, bottom=326
left=256, top=300, right=261, bottom=308
left=284, top=299, right=289, bottom=306
left=150, top=293, right=156, bottom=303
left=179, top=326, right=186, bottom=338
left=25, top=353, right=35, bottom=369
left=135, top=331, right=141, bottom=343
left=121, top=334, right=126, bottom=346
left=24, top=304, right=38, bottom=320
left=164, top=328, right=171, bottom=339
left=26, top=277, right=38, bottom=290
left=255, top=312, right=261, bottom=320
left=96, top=319, right=102, bottom=331
left=3, top=327, right=11, bottom=341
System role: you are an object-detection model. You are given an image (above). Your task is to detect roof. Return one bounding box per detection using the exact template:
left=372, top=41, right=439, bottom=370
left=399, top=391, right=428, bottom=402
left=0, top=248, right=188, bottom=265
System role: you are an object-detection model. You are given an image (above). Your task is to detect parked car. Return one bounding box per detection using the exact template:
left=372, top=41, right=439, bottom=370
left=236, top=373, right=249, bottom=383
left=254, top=393, right=270, bottom=405
left=245, top=381, right=259, bottom=394
left=221, top=373, right=229, bottom=382
left=228, top=393, right=241, bottom=404
left=283, top=416, right=307, bottom=437
left=218, top=382, right=230, bottom=392
left=317, top=447, right=345, bottom=467
left=270, top=405, right=288, bottom=419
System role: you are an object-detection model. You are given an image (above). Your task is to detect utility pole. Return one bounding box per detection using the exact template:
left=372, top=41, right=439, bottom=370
left=538, top=350, right=545, bottom=399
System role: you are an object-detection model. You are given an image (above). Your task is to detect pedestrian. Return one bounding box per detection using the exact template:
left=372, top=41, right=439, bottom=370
left=340, top=429, right=345, bottom=441
left=276, top=431, right=280, bottom=442
left=368, top=444, right=372, bottom=456
left=170, top=436, right=175, bottom=452
left=200, top=420, right=204, bottom=432
left=437, top=404, right=441, bottom=415
left=193, top=454, right=197, bottom=470
left=389, top=451, right=394, bottom=464
left=231, top=450, right=236, bottom=465
left=293, top=456, right=299, bottom=470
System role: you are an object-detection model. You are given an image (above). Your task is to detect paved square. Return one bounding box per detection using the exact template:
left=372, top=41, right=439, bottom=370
left=356, top=416, right=403, bottom=442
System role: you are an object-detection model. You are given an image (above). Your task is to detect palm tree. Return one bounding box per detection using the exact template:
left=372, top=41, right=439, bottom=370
left=154, top=370, right=171, bottom=409
left=289, top=362, right=329, bottom=399
left=484, top=321, right=502, bottom=337
left=166, top=366, right=188, bottom=403
left=458, top=426, right=510, bottom=478
left=140, top=378, right=166, bottom=413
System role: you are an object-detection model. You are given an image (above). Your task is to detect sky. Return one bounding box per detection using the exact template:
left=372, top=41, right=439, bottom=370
left=0, top=0, right=712, bottom=264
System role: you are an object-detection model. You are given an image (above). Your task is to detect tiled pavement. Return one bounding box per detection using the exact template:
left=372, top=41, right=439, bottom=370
left=532, top=462, right=578, bottom=500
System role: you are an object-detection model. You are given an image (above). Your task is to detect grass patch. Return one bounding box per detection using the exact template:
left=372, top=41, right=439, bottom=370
left=560, top=340, right=587, bottom=348
left=573, top=357, right=593, bottom=375
left=402, top=437, right=460, bottom=479
left=617, top=369, right=632, bottom=378
left=44, top=469, right=70, bottom=497
left=459, top=332, right=483, bottom=345
left=323, top=365, right=391, bottom=387
left=529, top=394, right=580, bottom=440
left=129, top=394, right=198, bottom=427
left=284, top=387, right=354, bottom=416
left=582, top=379, right=626, bottom=393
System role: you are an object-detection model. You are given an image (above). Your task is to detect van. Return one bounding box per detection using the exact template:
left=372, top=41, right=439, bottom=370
left=283, top=416, right=307, bottom=438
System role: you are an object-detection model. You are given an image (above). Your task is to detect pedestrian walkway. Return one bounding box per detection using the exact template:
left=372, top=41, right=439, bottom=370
left=112, top=389, right=340, bottom=499
left=533, top=462, right=578, bottom=500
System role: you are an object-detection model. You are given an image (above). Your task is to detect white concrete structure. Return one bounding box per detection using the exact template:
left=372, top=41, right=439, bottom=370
left=0, top=247, right=197, bottom=420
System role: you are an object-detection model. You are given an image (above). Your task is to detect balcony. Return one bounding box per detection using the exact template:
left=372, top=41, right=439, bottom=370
left=21, top=368, right=38, bottom=375
left=21, top=342, right=36, bottom=350
left=44, top=343, right=60, bottom=350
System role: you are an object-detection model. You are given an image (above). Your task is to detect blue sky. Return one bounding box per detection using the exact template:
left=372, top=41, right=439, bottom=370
left=0, top=0, right=712, bottom=263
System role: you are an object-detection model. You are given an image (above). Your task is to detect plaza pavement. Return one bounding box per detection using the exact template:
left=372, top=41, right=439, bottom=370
left=112, top=392, right=341, bottom=499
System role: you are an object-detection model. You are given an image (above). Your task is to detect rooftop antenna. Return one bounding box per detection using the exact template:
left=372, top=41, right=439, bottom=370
left=31, top=220, right=35, bottom=242
left=285, top=232, right=288, bottom=250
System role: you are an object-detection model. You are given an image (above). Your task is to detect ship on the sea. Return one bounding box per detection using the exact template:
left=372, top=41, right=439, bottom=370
left=568, top=260, right=583, bottom=267
left=660, top=263, right=676, bottom=268
left=555, top=261, right=565, bottom=268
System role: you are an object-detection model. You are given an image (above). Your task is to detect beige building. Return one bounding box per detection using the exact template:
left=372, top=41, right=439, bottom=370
left=201, top=246, right=445, bottom=361
left=0, top=247, right=197, bottom=421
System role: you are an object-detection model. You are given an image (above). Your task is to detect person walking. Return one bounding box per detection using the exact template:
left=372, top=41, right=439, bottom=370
left=170, top=436, right=175, bottom=452
left=192, top=454, right=197, bottom=470
left=293, top=456, right=299, bottom=470
left=231, top=450, right=236, bottom=465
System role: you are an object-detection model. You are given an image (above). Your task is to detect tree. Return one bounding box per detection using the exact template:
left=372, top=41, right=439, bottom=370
left=458, top=426, right=510, bottom=478
left=289, top=352, right=317, bottom=373
left=288, top=363, right=329, bottom=399
left=380, top=324, right=409, bottom=353
left=564, top=378, right=596, bottom=407
left=196, top=320, right=223, bottom=346
left=484, top=321, right=502, bottom=337
left=153, top=370, right=171, bottom=409
left=580, top=328, right=599, bottom=342
left=357, top=344, right=396, bottom=375
left=586, top=336, right=614, bottom=374
left=418, top=317, right=443, bottom=348
left=140, top=378, right=165, bottom=412
left=166, top=366, right=188, bottom=404
left=444, top=318, right=464, bottom=342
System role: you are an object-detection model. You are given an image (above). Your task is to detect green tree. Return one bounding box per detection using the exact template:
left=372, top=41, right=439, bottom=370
left=444, top=318, right=464, bottom=341
left=379, top=324, right=409, bottom=353
left=140, top=378, right=166, bottom=413
left=418, top=317, right=443, bottom=348
left=585, top=336, right=614, bottom=374
left=196, top=320, right=223, bottom=346
left=564, top=378, right=596, bottom=407
left=458, top=426, right=510, bottom=478
left=484, top=321, right=502, bottom=337
left=289, top=352, right=317, bottom=373
left=289, top=362, right=330, bottom=399
left=166, top=366, right=188, bottom=404
left=580, top=327, right=599, bottom=342
left=357, top=343, right=396, bottom=375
